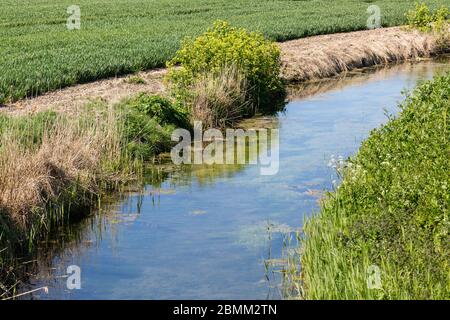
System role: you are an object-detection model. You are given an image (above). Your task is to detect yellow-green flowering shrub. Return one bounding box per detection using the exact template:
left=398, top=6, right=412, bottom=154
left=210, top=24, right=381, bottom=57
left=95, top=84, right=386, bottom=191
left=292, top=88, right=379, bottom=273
left=406, top=3, right=449, bottom=32
left=406, top=2, right=433, bottom=31
left=166, top=21, right=284, bottom=112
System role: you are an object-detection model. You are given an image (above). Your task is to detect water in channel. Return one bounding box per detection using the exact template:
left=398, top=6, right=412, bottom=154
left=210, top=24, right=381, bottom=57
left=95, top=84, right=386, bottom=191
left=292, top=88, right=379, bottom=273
left=20, top=57, right=450, bottom=299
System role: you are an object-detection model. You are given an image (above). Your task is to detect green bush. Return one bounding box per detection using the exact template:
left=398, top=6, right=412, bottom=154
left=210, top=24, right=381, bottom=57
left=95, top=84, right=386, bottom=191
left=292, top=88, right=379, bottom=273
left=122, top=94, right=190, bottom=159
left=406, top=2, right=449, bottom=32
left=125, top=93, right=190, bottom=128
left=123, top=112, right=173, bottom=159
left=166, top=21, right=284, bottom=113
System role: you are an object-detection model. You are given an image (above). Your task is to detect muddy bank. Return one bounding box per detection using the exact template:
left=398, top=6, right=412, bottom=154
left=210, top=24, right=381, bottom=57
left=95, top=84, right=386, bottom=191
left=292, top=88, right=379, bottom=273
left=2, top=27, right=445, bottom=116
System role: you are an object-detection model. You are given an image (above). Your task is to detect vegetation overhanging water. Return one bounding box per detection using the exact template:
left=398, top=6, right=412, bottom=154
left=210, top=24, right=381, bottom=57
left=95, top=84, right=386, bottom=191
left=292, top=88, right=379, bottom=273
left=14, top=57, right=449, bottom=300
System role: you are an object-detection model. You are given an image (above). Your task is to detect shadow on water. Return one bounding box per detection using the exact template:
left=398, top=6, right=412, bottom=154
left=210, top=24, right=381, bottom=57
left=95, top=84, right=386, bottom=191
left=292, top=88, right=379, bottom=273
left=17, top=56, right=450, bottom=300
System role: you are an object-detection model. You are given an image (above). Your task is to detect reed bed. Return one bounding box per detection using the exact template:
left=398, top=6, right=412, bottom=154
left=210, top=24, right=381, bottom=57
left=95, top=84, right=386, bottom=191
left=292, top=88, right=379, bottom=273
left=3, top=0, right=446, bottom=104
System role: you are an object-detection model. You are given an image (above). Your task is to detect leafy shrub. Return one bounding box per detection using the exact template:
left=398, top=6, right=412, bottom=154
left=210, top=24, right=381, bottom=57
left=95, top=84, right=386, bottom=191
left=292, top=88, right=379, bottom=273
left=122, top=94, right=190, bottom=159
left=125, top=93, right=190, bottom=128
left=166, top=21, right=284, bottom=114
left=433, top=5, right=450, bottom=22
left=123, top=112, right=173, bottom=159
left=188, top=66, right=252, bottom=128
left=406, top=2, right=433, bottom=31
left=301, top=73, right=450, bottom=299
left=406, top=3, right=449, bottom=32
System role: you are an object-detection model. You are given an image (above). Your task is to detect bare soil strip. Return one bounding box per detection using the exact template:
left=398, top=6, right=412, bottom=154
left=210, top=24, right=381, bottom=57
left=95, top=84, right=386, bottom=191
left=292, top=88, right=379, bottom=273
left=1, top=27, right=441, bottom=116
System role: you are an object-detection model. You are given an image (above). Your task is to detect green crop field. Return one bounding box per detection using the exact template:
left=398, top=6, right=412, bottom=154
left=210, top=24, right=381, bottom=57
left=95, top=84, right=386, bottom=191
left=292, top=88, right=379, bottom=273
left=0, top=0, right=447, bottom=103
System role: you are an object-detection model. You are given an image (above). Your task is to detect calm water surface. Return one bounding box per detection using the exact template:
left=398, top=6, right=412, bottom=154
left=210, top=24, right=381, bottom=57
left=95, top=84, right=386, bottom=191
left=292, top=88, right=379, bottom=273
left=24, top=59, right=449, bottom=299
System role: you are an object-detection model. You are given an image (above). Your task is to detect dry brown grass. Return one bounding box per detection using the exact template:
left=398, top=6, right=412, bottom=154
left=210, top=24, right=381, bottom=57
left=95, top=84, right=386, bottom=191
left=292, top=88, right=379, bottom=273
left=280, top=27, right=445, bottom=82
left=0, top=109, right=125, bottom=232
left=1, top=69, right=167, bottom=117
left=188, top=67, right=252, bottom=128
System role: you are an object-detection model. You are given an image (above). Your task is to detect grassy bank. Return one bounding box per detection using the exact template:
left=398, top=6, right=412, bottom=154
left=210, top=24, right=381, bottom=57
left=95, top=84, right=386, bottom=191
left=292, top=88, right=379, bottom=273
left=0, top=94, right=190, bottom=297
left=1, top=0, right=446, bottom=104
left=300, top=73, right=450, bottom=299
